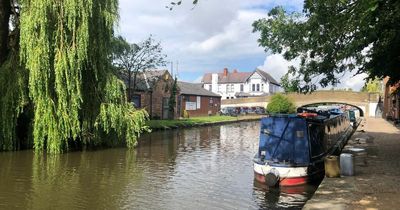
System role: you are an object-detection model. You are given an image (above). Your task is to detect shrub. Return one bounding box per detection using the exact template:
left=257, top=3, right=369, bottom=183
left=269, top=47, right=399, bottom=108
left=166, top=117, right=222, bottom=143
left=267, top=94, right=296, bottom=114
left=183, top=110, right=190, bottom=118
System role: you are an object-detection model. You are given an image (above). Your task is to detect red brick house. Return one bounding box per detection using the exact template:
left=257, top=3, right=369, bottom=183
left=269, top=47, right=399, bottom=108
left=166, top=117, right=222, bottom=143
left=127, top=70, right=179, bottom=119
left=177, top=81, right=221, bottom=117
left=383, top=77, right=400, bottom=122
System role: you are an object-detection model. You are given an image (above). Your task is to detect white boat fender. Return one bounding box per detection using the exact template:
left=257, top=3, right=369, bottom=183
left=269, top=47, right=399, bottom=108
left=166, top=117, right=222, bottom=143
left=265, top=168, right=280, bottom=187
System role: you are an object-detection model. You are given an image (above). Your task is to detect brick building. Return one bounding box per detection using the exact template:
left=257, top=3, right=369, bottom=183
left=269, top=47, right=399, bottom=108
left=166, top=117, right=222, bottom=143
left=127, top=70, right=178, bottom=119
left=383, top=77, right=400, bottom=122
left=177, top=81, right=221, bottom=117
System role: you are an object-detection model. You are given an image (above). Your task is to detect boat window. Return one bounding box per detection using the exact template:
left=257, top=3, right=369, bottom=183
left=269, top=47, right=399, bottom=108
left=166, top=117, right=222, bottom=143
left=309, top=124, right=325, bottom=158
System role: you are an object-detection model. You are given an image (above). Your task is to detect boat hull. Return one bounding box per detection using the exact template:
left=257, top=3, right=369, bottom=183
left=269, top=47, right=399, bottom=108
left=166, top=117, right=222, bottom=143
left=253, top=162, right=323, bottom=187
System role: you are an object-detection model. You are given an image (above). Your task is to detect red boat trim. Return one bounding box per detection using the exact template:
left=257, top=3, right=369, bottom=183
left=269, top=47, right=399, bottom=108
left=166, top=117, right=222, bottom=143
left=254, top=172, right=266, bottom=183
left=279, top=176, right=308, bottom=186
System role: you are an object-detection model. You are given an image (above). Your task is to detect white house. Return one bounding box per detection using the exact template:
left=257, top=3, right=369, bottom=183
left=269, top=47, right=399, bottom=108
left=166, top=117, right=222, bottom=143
left=201, top=68, right=281, bottom=99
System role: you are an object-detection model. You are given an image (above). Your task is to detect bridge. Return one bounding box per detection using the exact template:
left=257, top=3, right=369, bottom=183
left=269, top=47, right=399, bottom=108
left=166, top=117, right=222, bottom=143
left=221, top=91, right=382, bottom=117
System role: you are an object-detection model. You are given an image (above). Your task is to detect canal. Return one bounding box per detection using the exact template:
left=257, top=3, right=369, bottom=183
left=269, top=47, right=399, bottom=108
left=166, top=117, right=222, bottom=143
left=0, top=121, right=320, bottom=209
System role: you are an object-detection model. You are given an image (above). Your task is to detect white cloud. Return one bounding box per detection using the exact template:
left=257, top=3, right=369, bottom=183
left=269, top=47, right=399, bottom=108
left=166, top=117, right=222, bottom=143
left=259, top=54, right=299, bottom=82
left=117, top=0, right=305, bottom=81
left=259, top=54, right=367, bottom=91
left=336, top=72, right=367, bottom=91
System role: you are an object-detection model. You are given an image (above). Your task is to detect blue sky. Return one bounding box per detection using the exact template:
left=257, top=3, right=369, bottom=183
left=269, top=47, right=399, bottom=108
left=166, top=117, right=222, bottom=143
left=117, top=0, right=366, bottom=90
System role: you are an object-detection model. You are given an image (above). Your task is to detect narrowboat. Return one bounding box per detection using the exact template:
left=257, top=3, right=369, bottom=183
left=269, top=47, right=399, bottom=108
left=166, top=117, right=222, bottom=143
left=253, top=109, right=354, bottom=187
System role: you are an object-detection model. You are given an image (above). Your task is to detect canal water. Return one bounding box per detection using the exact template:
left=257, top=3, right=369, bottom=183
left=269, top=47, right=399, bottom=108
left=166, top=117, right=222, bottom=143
left=0, top=121, right=320, bottom=209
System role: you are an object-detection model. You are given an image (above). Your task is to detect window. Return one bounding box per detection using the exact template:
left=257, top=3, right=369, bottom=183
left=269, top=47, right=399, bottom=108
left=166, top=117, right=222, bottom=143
left=209, top=97, right=214, bottom=107
left=240, top=84, right=244, bottom=92
left=256, top=84, right=260, bottom=91
left=309, top=124, right=325, bottom=158
left=132, top=95, right=141, bottom=108
left=252, top=84, right=255, bottom=91
left=196, top=96, right=201, bottom=109
left=209, top=85, right=212, bottom=91
left=261, top=84, right=264, bottom=91
left=226, top=84, right=234, bottom=92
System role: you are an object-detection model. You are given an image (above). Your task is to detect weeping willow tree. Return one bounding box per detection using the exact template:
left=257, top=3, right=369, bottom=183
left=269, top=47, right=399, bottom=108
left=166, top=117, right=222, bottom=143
left=0, top=0, right=148, bottom=153
left=0, top=0, right=29, bottom=151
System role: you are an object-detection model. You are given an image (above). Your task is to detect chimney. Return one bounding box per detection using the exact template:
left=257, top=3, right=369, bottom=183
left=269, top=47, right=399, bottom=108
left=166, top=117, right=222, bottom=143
left=233, top=69, right=238, bottom=73
left=223, top=68, right=228, bottom=76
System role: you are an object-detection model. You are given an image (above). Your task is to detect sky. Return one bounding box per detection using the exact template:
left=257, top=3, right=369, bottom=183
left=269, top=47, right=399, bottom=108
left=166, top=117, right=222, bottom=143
left=117, top=0, right=367, bottom=91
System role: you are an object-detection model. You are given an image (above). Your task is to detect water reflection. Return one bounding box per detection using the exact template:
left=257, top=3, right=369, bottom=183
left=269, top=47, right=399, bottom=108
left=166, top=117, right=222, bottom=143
left=253, top=180, right=319, bottom=210
left=0, top=121, right=319, bottom=210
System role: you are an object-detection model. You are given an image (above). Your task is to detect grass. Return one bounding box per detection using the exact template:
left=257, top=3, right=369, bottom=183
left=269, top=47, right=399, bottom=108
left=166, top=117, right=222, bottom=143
left=147, top=115, right=263, bottom=130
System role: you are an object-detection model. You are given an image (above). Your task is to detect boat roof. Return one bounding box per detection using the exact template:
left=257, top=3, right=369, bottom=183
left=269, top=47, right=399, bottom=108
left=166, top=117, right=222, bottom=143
left=267, top=111, right=345, bottom=124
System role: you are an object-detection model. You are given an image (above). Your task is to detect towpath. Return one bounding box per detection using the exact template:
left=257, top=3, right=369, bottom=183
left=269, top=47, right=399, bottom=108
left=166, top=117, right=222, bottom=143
left=303, top=118, right=400, bottom=210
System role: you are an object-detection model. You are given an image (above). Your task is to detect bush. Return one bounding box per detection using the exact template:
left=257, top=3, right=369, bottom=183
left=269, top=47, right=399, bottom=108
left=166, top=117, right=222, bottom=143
left=267, top=94, right=296, bottom=114
left=183, top=110, right=190, bottom=118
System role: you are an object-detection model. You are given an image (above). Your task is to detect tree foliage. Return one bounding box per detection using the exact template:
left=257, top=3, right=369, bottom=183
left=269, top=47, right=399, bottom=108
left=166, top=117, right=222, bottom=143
left=0, top=0, right=149, bottom=153
left=267, top=94, right=296, bottom=114
left=111, top=35, right=166, bottom=101
left=253, top=1, right=400, bottom=92
left=280, top=73, right=300, bottom=93
left=167, top=0, right=198, bottom=10
left=0, top=0, right=28, bottom=151
left=168, top=77, right=178, bottom=119
left=361, top=77, right=383, bottom=93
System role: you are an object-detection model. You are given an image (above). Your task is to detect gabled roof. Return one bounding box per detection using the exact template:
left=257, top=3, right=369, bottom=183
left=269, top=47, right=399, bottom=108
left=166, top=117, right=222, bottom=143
left=178, top=81, right=221, bottom=97
left=202, top=68, right=280, bottom=85
left=202, top=72, right=252, bottom=84
left=137, top=70, right=170, bottom=91
left=253, top=68, right=280, bottom=86
left=122, top=70, right=171, bottom=91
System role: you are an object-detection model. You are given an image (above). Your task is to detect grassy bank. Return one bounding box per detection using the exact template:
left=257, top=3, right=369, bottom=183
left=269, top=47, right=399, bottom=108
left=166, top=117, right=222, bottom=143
left=147, top=115, right=264, bottom=130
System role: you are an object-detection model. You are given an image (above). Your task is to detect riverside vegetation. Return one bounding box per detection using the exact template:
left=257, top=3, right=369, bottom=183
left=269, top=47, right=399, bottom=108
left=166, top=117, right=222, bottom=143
left=0, top=0, right=148, bottom=153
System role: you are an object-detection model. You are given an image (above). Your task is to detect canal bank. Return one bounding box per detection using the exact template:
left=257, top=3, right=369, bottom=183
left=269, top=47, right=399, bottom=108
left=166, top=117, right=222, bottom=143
left=147, top=115, right=265, bottom=130
left=303, top=118, right=400, bottom=210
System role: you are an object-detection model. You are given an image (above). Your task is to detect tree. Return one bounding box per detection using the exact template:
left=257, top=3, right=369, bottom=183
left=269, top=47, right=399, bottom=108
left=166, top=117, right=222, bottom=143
left=280, top=73, right=300, bottom=93
left=112, top=35, right=166, bottom=101
left=0, top=0, right=11, bottom=64
left=267, top=94, right=296, bottom=114
left=0, top=0, right=29, bottom=151
left=167, top=0, right=198, bottom=10
left=253, top=1, right=400, bottom=93
left=168, top=76, right=178, bottom=119
left=361, top=77, right=383, bottom=93
left=0, top=0, right=148, bottom=153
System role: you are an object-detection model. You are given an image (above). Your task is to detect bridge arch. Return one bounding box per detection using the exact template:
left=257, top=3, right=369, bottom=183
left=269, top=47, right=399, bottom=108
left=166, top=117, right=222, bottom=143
left=221, top=91, right=380, bottom=117
left=299, top=102, right=365, bottom=117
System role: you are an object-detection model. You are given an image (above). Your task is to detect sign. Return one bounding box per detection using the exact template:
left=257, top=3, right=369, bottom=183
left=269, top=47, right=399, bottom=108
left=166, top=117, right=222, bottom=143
left=185, top=102, right=196, bottom=110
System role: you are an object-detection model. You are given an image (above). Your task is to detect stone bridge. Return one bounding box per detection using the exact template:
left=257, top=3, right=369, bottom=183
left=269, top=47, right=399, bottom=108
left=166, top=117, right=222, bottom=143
left=221, top=91, right=381, bottom=117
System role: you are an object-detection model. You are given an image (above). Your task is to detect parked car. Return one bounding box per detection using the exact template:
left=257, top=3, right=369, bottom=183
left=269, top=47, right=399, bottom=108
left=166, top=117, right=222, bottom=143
left=239, top=107, right=249, bottom=115
left=220, top=107, right=230, bottom=115
left=219, top=107, right=238, bottom=116
left=247, top=107, right=256, bottom=114
left=255, top=106, right=266, bottom=114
